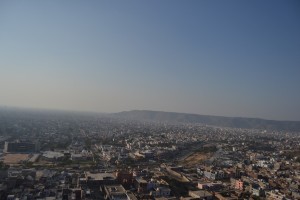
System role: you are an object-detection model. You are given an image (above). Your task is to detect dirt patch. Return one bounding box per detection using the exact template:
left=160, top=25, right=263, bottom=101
left=3, top=154, right=30, bottom=164
left=180, top=152, right=211, bottom=167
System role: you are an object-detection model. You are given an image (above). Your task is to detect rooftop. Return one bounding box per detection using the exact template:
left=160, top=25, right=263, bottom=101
left=85, top=172, right=116, bottom=181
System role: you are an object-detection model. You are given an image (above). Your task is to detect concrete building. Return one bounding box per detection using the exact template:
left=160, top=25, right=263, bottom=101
left=42, top=151, right=64, bottom=161
left=266, top=190, right=286, bottom=200
left=103, top=185, right=127, bottom=200
left=198, top=182, right=223, bottom=191
left=150, top=187, right=171, bottom=197
left=80, top=172, right=117, bottom=188
left=230, top=178, right=243, bottom=190
left=4, top=141, right=40, bottom=153
left=203, top=170, right=224, bottom=180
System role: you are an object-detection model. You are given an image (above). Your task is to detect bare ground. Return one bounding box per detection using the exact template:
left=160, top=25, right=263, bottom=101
left=3, top=154, right=30, bottom=164
left=179, top=152, right=211, bottom=167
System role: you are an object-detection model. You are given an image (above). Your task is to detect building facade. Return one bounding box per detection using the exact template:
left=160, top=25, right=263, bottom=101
left=4, top=141, right=40, bottom=153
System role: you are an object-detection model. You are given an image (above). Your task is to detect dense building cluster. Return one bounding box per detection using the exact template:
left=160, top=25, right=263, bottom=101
left=0, top=110, right=299, bottom=200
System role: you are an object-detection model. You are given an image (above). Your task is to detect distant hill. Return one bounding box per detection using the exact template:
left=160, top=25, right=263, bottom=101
left=113, top=110, right=300, bottom=132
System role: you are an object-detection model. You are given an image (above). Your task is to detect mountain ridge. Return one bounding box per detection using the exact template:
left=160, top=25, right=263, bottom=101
left=113, top=110, right=300, bottom=132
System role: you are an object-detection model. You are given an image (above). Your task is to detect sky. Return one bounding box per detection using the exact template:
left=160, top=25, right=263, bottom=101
left=0, top=1, right=300, bottom=121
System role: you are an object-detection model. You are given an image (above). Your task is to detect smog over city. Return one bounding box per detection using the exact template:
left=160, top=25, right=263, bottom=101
left=0, top=1, right=299, bottom=200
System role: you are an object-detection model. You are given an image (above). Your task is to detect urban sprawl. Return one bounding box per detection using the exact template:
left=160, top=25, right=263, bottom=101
left=0, top=112, right=299, bottom=200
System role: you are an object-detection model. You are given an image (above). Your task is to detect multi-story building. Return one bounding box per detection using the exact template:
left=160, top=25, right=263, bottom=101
left=235, top=179, right=244, bottom=190
left=4, top=141, right=40, bottom=153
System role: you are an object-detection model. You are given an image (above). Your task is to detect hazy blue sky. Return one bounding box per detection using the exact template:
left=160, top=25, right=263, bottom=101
left=0, top=1, right=300, bottom=120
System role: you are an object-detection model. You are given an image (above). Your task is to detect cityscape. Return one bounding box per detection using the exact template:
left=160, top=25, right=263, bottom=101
left=0, top=108, right=299, bottom=200
left=1, top=1, right=300, bottom=200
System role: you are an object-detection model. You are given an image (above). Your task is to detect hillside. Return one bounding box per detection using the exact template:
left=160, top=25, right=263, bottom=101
left=113, top=110, right=300, bottom=132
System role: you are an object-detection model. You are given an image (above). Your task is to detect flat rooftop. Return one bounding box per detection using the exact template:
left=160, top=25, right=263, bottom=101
left=85, top=172, right=116, bottom=180
left=105, top=185, right=126, bottom=193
